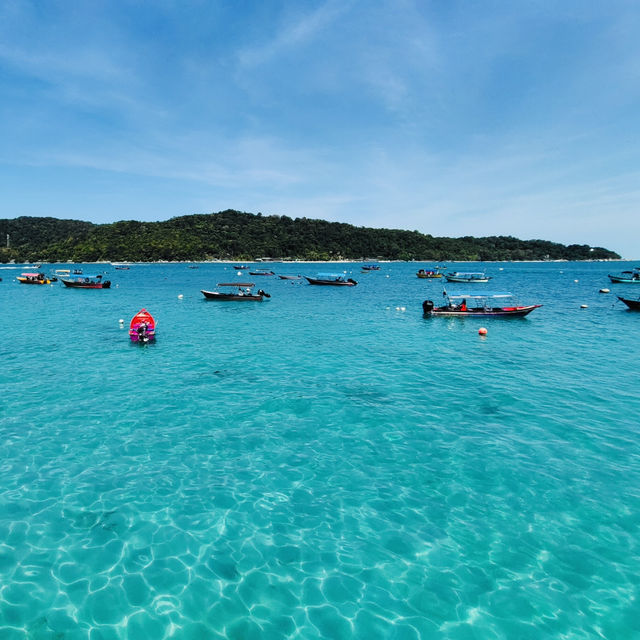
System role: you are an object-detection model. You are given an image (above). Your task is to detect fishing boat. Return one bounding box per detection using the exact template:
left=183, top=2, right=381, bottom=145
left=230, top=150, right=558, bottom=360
left=113, top=263, right=131, bottom=270
left=417, top=268, right=443, bottom=279
left=617, top=296, right=640, bottom=310
left=422, top=292, right=541, bottom=317
left=17, top=272, right=52, bottom=285
left=444, top=272, right=491, bottom=283
left=233, top=264, right=250, bottom=270
left=61, top=274, right=111, bottom=289
left=608, top=268, right=640, bottom=283
left=201, top=283, right=270, bottom=301
left=129, top=309, right=156, bottom=342
left=305, top=273, right=358, bottom=286
left=278, top=274, right=302, bottom=280
left=248, top=269, right=275, bottom=276
left=361, top=264, right=380, bottom=271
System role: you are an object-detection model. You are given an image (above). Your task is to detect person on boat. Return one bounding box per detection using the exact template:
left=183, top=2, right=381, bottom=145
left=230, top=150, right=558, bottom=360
left=137, top=322, right=148, bottom=339
left=459, top=299, right=467, bottom=311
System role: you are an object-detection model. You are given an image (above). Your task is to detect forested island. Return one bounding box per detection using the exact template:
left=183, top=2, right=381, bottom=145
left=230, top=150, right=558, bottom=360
left=0, top=210, right=620, bottom=262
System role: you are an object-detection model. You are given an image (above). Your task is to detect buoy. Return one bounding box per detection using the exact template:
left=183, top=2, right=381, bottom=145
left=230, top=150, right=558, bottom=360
left=400, top=306, right=406, bottom=312
left=478, top=327, right=488, bottom=336
left=574, top=279, right=579, bottom=283
left=178, top=294, right=183, bottom=299
left=119, top=319, right=124, bottom=327
left=581, top=304, right=588, bottom=309
left=237, top=271, right=242, bottom=276
left=599, top=288, right=610, bottom=293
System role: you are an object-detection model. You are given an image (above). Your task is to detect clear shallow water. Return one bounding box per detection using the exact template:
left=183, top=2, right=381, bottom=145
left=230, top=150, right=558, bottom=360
left=1, top=261, right=639, bottom=639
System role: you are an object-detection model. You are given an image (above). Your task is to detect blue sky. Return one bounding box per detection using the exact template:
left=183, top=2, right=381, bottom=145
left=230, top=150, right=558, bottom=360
left=1, top=1, right=639, bottom=257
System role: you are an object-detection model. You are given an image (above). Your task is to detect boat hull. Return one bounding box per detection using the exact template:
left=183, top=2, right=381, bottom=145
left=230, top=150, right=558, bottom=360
left=424, top=304, right=541, bottom=317
left=278, top=275, right=302, bottom=280
left=609, top=275, right=640, bottom=283
left=618, top=296, right=640, bottom=310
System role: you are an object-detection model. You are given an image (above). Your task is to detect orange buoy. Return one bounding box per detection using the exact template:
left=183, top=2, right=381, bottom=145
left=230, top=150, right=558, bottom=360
left=478, top=327, right=488, bottom=336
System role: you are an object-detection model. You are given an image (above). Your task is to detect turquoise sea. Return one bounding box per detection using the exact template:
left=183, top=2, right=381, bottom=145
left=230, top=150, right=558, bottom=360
left=1, top=261, right=639, bottom=639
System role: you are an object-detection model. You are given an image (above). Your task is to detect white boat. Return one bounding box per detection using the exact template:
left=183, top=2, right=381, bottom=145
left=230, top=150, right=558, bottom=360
left=444, top=272, right=491, bottom=283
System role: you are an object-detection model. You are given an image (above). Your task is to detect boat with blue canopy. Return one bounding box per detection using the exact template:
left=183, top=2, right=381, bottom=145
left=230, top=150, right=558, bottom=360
left=422, top=291, right=541, bottom=317
left=305, top=273, right=358, bottom=286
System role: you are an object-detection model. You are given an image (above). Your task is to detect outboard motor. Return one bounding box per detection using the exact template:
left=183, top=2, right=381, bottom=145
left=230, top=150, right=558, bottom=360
left=103, top=280, right=111, bottom=288
left=347, top=278, right=357, bottom=285
left=257, top=289, right=271, bottom=298
left=422, top=300, right=434, bottom=315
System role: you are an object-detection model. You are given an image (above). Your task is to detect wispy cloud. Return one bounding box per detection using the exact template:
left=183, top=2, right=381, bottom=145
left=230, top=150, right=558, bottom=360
left=237, top=0, right=348, bottom=68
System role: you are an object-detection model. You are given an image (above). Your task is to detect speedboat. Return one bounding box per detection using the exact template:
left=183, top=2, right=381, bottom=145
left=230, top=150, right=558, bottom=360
left=422, top=292, right=541, bottom=317
left=617, top=296, right=640, bottom=310
left=305, top=273, right=357, bottom=286
left=417, top=268, right=443, bottom=279
left=201, top=283, right=270, bottom=301
left=444, top=272, right=491, bottom=283
left=278, top=274, right=302, bottom=280
left=61, top=274, right=111, bottom=289
left=17, top=272, right=52, bottom=285
left=361, top=264, right=380, bottom=271
left=129, top=309, right=156, bottom=342
left=608, top=268, right=640, bottom=283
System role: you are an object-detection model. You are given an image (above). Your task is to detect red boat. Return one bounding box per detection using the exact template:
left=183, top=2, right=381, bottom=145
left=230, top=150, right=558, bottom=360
left=129, top=309, right=156, bottom=342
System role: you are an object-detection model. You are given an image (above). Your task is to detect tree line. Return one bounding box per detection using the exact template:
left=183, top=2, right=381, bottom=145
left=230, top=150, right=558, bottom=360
left=0, top=210, right=620, bottom=263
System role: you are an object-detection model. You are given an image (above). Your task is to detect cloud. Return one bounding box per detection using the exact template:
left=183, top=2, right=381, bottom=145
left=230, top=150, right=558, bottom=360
left=237, top=0, right=348, bottom=68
